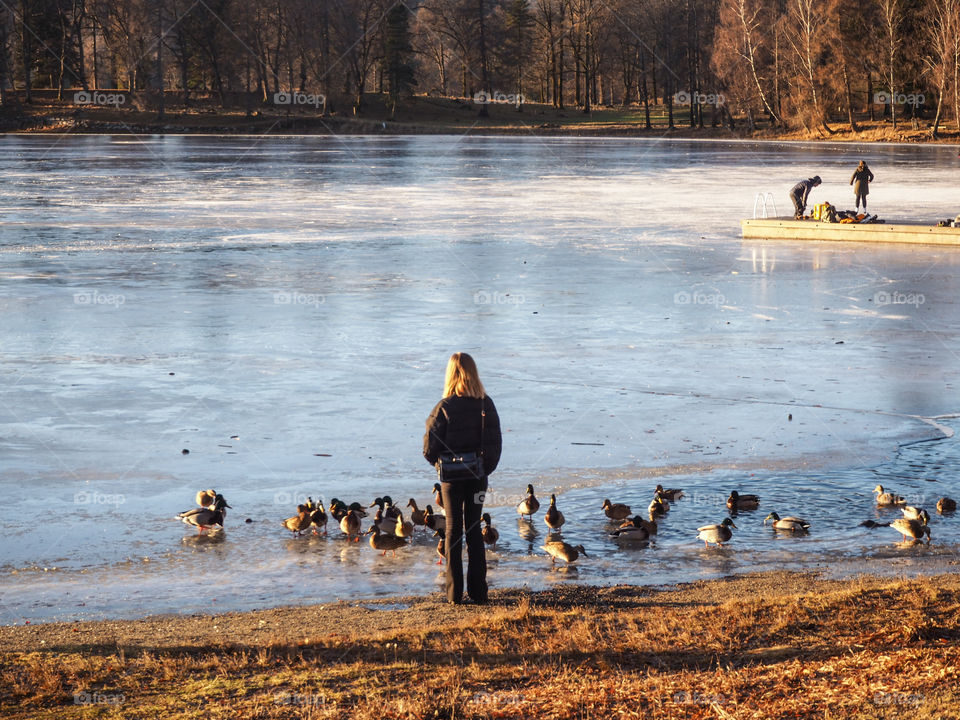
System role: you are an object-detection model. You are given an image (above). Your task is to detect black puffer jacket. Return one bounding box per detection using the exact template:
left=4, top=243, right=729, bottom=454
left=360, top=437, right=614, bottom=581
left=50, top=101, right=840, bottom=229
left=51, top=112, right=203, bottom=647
left=423, top=395, right=502, bottom=476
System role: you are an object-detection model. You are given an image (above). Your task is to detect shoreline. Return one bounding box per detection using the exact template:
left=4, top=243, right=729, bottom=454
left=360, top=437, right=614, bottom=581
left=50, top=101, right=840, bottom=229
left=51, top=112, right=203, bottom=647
left=3, top=570, right=960, bottom=719
left=5, top=100, right=960, bottom=146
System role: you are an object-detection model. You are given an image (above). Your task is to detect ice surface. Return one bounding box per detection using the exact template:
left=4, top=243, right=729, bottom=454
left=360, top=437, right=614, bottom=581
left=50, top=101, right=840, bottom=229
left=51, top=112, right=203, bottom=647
left=1, top=135, right=959, bottom=622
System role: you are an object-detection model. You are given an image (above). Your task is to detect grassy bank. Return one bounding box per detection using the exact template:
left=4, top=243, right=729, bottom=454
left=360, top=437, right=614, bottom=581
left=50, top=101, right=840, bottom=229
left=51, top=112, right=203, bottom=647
left=2, top=571, right=960, bottom=719
left=6, top=94, right=960, bottom=144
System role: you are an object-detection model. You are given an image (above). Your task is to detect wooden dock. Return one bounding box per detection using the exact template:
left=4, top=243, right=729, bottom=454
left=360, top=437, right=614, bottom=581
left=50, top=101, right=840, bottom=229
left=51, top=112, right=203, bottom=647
left=741, top=218, right=960, bottom=246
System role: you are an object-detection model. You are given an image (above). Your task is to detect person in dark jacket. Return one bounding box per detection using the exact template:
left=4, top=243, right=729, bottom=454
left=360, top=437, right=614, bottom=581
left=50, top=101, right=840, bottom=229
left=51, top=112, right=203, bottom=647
left=850, top=161, right=874, bottom=212
left=423, top=352, right=502, bottom=604
left=789, top=176, right=821, bottom=219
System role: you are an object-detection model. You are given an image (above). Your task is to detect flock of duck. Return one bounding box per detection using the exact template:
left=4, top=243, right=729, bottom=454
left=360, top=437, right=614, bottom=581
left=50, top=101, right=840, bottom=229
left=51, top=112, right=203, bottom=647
left=176, top=482, right=959, bottom=567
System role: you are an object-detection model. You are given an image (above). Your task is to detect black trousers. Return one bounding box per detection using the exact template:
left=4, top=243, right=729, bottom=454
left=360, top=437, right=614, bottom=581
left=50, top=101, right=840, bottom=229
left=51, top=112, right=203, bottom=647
left=440, top=476, right=488, bottom=603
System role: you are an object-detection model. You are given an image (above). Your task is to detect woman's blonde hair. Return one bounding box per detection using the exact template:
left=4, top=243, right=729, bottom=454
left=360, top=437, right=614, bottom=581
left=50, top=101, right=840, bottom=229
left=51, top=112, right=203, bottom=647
left=443, top=352, right=486, bottom=399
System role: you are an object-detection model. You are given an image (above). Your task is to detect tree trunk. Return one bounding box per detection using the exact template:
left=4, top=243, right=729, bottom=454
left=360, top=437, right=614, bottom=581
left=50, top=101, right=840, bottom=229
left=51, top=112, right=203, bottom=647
left=476, top=0, right=490, bottom=117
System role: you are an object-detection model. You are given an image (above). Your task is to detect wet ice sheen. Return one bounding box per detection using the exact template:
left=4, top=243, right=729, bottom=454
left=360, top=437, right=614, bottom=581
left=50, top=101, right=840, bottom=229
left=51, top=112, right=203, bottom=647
left=0, top=136, right=959, bottom=622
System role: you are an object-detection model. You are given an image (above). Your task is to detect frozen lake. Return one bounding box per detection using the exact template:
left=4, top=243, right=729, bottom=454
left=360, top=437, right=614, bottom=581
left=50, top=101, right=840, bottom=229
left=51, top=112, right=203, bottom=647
left=1, top=135, right=960, bottom=622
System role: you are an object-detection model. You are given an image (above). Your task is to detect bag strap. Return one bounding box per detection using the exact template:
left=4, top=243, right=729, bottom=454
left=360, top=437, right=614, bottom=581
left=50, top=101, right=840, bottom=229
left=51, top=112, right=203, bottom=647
left=479, top=396, right=486, bottom=458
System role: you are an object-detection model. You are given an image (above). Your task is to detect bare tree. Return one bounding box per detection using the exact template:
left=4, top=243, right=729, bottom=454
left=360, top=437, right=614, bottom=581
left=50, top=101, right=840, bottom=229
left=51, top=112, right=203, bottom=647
left=713, top=0, right=781, bottom=127
left=877, top=0, right=902, bottom=128
left=924, top=0, right=960, bottom=137
left=786, top=0, right=832, bottom=134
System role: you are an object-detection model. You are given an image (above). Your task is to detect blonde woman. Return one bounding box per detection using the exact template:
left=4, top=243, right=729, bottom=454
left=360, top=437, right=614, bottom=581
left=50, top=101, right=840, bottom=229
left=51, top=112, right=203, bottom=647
left=423, top=352, right=502, bottom=604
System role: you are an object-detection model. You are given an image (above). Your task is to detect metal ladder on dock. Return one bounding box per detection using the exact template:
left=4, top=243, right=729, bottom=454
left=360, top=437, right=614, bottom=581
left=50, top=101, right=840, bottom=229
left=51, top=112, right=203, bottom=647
left=753, top=192, right=777, bottom=219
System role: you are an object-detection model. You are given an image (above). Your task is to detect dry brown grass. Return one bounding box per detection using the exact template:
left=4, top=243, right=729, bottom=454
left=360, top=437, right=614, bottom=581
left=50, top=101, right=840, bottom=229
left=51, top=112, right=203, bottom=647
left=3, top=573, right=960, bottom=719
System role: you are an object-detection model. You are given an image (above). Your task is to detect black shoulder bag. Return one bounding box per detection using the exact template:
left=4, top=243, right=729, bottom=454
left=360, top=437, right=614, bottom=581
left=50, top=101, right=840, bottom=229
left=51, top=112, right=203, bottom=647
left=436, top=398, right=486, bottom=482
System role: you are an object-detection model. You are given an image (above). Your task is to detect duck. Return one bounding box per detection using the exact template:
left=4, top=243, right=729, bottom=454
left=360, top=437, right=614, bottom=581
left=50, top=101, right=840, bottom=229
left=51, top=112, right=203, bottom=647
left=648, top=491, right=670, bottom=516
left=481, top=512, right=499, bottom=548
left=873, top=485, right=906, bottom=506
left=367, top=523, right=407, bottom=556
left=764, top=512, right=810, bottom=532
left=517, top=484, right=540, bottom=520
left=382, top=495, right=401, bottom=520
left=433, top=528, right=445, bottom=564
left=901, top=506, right=930, bottom=523
left=432, top=482, right=445, bottom=512
left=602, top=499, right=631, bottom=521
left=370, top=496, right=400, bottom=520
left=178, top=493, right=231, bottom=534
left=726, top=491, right=759, bottom=511
left=654, top=484, right=684, bottom=501
left=370, top=508, right=393, bottom=534
left=620, top=514, right=658, bottom=535
left=697, top=517, right=736, bottom=547
left=407, top=499, right=427, bottom=528
left=328, top=498, right=348, bottom=522
left=282, top=504, right=312, bottom=536
left=394, top=510, right=414, bottom=538
left=308, top=500, right=327, bottom=536
left=339, top=509, right=362, bottom=541
left=937, top=497, right=956, bottom=514
left=424, top=504, right=445, bottom=532
left=195, top=489, right=216, bottom=507
left=890, top=517, right=931, bottom=543
left=544, top=494, right=565, bottom=530
left=542, top=540, right=587, bottom=566
left=610, top=515, right=650, bottom=542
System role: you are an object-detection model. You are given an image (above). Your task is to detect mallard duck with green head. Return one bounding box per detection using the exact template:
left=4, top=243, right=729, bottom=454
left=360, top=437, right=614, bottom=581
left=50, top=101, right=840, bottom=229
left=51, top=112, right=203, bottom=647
left=726, top=491, right=759, bottom=511
left=697, top=517, right=736, bottom=547
left=178, top=494, right=231, bottom=534
left=764, top=512, right=810, bottom=532
left=610, top=515, right=650, bottom=542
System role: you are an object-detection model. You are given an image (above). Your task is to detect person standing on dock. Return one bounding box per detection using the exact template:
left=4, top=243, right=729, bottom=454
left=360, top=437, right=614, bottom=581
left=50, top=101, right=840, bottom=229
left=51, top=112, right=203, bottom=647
left=423, top=352, right=502, bottom=605
left=789, top=176, right=821, bottom=219
left=850, top=161, right=874, bottom=212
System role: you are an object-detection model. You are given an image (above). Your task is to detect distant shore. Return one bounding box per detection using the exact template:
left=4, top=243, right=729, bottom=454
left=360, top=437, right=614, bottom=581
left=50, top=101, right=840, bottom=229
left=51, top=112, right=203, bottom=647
left=3, top=570, right=960, bottom=719
left=4, top=95, right=960, bottom=145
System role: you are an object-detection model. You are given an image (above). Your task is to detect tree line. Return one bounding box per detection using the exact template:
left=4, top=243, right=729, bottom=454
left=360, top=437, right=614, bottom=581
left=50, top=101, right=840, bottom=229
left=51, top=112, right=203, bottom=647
left=0, top=0, right=958, bottom=134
